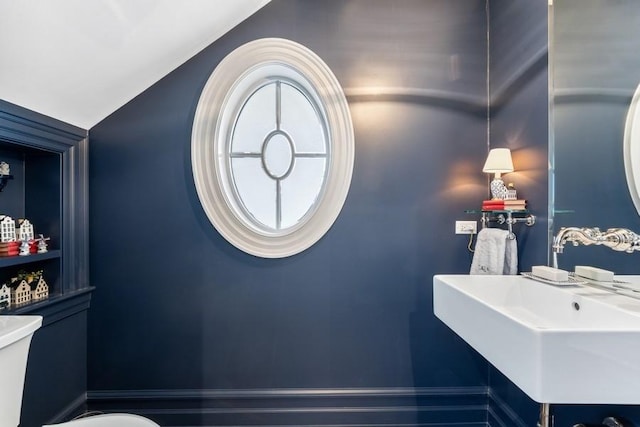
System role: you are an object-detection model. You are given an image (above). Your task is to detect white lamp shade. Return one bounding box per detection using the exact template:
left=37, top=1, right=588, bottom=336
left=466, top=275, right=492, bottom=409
left=482, top=148, right=514, bottom=174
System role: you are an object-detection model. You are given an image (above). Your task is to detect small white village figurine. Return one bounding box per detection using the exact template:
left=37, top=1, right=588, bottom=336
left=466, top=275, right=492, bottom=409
left=0, top=216, right=16, bottom=243
left=17, top=219, right=37, bottom=256
left=18, top=219, right=34, bottom=242
left=11, top=279, right=31, bottom=306
left=0, top=218, right=47, bottom=257
left=4, top=270, right=49, bottom=307
left=30, top=276, right=49, bottom=301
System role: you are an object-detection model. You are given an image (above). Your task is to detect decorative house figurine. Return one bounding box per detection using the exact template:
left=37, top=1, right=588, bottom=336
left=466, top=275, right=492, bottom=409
left=30, top=276, right=48, bottom=302
left=18, top=219, right=34, bottom=242
left=0, top=216, right=16, bottom=243
left=16, top=219, right=37, bottom=256
left=10, top=279, right=32, bottom=306
left=0, top=216, right=18, bottom=256
left=8, top=270, right=48, bottom=306
left=0, top=284, right=10, bottom=309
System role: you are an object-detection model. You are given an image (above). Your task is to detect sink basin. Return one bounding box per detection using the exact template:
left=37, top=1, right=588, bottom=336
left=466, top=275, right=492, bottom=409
left=433, top=274, right=640, bottom=404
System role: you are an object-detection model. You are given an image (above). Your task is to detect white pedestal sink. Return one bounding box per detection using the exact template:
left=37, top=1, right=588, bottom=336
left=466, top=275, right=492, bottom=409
left=433, top=274, right=640, bottom=404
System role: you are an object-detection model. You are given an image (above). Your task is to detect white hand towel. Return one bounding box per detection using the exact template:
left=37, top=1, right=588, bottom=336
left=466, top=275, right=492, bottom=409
left=470, top=228, right=518, bottom=275
left=503, top=233, right=518, bottom=275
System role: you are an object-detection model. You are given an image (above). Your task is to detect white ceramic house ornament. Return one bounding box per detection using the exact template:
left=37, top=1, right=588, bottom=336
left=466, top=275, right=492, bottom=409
left=18, top=219, right=34, bottom=242
left=0, top=216, right=16, bottom=242
left=11, top=280, right=32, bottom=306
left=30, top=276, right=48, bottom=301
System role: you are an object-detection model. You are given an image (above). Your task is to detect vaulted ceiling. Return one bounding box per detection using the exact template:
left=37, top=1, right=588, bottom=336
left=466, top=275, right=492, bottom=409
left=0, top=0, right=271, bottom=129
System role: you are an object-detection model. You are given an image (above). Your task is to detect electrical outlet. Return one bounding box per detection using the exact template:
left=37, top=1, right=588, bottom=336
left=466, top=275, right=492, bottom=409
left=455, top=220, right=477, bottom=235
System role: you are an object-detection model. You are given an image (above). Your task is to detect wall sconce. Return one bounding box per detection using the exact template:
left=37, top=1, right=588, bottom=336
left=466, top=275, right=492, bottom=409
left=482, top=148, right=513, bottom=200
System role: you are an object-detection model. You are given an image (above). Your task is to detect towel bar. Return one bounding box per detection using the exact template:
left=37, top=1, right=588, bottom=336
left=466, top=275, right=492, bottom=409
left=480, top=211, right=536, bottom=239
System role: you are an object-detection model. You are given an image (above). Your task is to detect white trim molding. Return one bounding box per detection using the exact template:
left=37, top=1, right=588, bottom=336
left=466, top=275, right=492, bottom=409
left=191, top=38, right=354, bottom=258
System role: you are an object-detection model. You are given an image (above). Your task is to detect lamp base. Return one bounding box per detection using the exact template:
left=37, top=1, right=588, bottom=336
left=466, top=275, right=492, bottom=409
left=490, top=177, right=509, bottom=200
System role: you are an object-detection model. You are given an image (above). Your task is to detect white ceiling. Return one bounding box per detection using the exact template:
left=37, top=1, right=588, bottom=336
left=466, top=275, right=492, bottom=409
left=0, top=0, right=271, bottom=129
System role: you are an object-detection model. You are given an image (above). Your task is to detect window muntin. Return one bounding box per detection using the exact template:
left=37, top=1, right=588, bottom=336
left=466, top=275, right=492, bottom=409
left=229, top=80, right=329, bottom=232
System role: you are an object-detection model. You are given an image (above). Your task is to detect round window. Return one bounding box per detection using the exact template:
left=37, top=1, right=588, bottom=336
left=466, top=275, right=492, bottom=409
left=191, top=38, right=354, bottom=258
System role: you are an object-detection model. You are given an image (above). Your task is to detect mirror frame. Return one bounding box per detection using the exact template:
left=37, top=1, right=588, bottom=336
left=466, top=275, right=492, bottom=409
left=624, top=82, right=640, bottom=218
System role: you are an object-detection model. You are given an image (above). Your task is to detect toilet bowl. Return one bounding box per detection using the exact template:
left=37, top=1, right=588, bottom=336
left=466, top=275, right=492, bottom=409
left=44, top=413, right=160, bottom=427
left=0, top=315, right=159, bottom=427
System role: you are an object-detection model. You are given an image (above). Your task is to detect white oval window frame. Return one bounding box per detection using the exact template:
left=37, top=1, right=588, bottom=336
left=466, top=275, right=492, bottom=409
left=192, top=38, right=354, bottom=258
left=624, top=81, right=640, bottom=217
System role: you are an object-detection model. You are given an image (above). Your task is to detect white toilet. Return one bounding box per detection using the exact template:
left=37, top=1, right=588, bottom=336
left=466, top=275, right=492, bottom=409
left=43, top=414, right=160, bottom=427
left=0, top=315, right=159, bottom=427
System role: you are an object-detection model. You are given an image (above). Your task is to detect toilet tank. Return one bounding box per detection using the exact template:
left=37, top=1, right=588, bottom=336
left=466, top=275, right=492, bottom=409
left=0, top=315, right=43, bottom=427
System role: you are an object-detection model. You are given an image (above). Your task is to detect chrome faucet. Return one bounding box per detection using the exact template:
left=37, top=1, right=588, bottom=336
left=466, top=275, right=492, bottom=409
left=552, top=227, right=640, bottom=254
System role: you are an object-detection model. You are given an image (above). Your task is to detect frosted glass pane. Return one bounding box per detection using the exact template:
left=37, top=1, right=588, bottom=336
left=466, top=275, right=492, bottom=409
left=232, top=84, right=277, bottom=153
left=280, top=158, right=327, bottom=228
left=280, top=83, right=327, bottom=154
left=264, top=133, right=293, bottom=179
left=231, top=158, right=276, bottom=229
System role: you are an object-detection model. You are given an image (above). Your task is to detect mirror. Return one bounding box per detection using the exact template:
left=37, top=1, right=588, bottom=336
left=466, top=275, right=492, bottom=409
left=551, top=0, right=640, bottom=272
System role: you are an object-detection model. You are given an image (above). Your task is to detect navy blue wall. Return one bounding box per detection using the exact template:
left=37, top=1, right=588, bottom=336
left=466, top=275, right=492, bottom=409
left=88, top=1, right=493, bottom=425
left=22, top=307, right=88, bottom=426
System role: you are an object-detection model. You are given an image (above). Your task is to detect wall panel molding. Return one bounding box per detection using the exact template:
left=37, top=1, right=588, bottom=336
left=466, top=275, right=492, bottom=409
left=87, top=386, right=489, bottom=427
left=0, top=99, right=86, bottom=148
left=13, top=288, right=93, bottom=326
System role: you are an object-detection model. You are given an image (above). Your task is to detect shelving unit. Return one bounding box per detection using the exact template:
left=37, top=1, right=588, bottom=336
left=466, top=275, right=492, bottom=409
left=0, top=99, right=89, bottom=312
